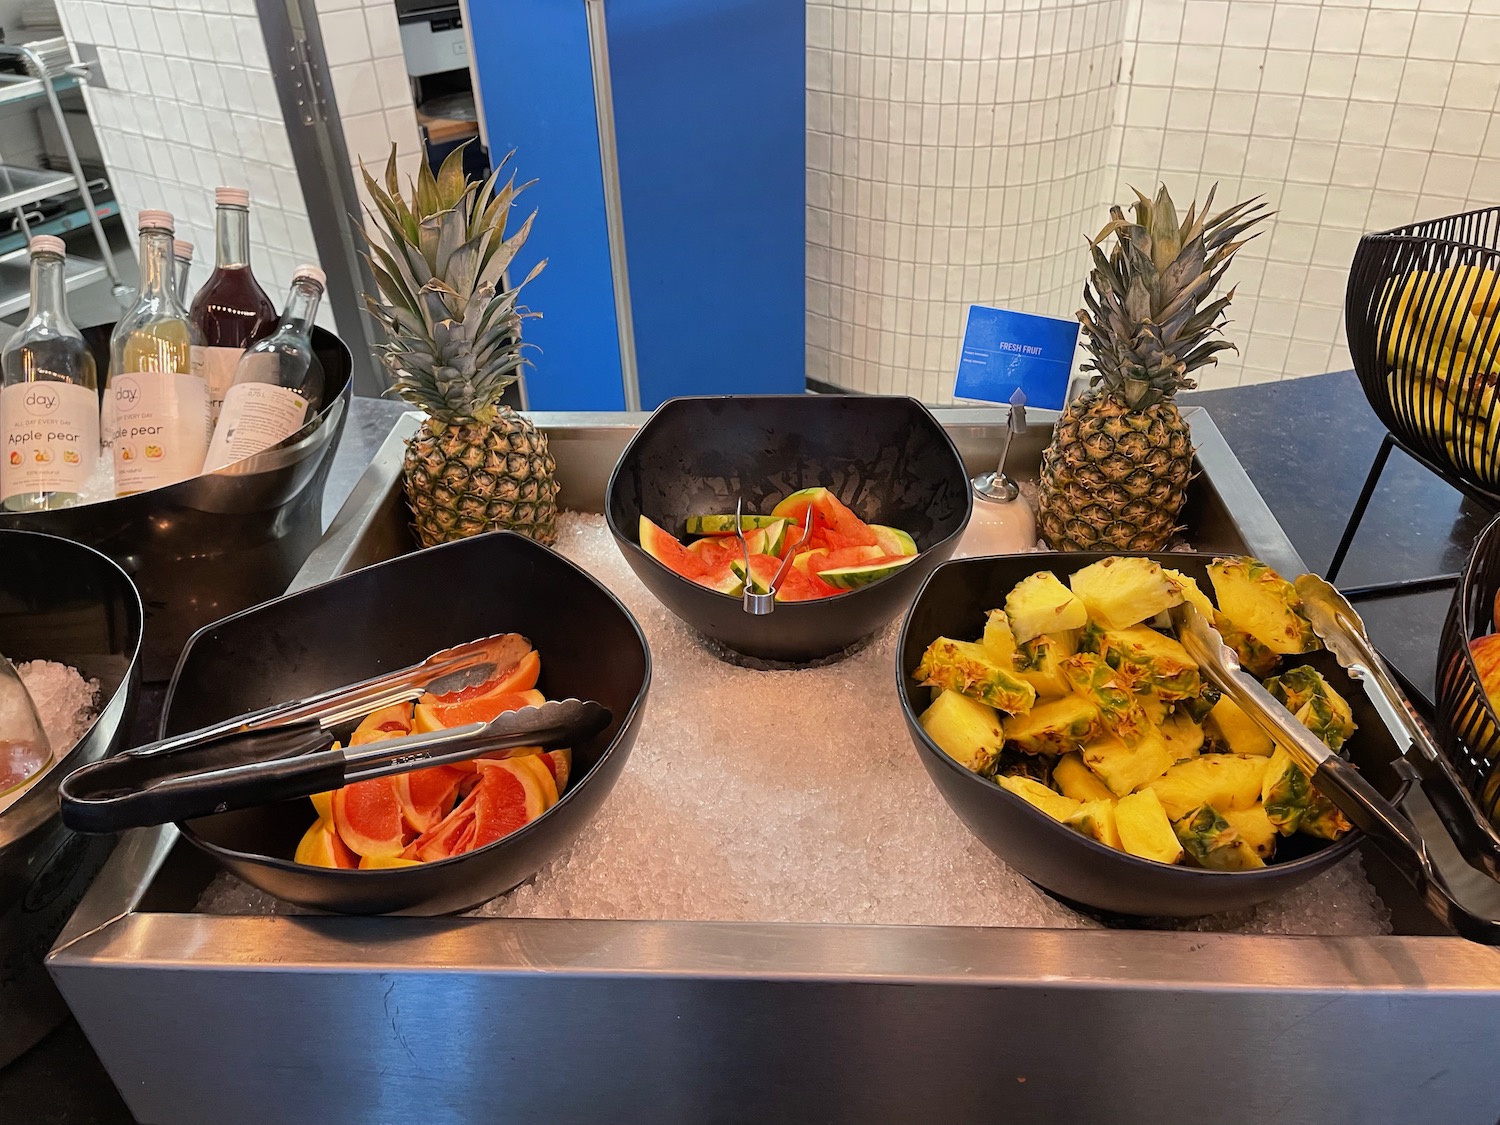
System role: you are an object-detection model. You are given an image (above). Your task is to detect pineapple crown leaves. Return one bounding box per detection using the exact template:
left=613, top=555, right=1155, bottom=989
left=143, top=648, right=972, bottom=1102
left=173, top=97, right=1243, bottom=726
left=1077, top=183, right=1272, bottom=410
left=357, top=144, right=546, bottom=425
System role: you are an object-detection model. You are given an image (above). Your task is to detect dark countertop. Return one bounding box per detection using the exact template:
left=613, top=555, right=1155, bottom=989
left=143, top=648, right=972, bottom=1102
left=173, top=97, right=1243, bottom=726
left=3, top=377, right=1485, bottom=1124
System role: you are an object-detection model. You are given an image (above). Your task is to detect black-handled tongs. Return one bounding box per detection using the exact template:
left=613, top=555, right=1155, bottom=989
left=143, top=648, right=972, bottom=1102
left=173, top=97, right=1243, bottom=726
left=59, top=698, right=611, bottom=835
left=140, top=632, right=533, bottom=760
left=1173, top=602, right=1500, bottom=944
left=1295, top=574, right=1500, bottom=880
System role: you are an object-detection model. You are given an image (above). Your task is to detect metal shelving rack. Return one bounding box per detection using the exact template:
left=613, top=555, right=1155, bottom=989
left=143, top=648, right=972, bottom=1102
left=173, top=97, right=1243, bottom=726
left=0, top=37, right=124, bottom=318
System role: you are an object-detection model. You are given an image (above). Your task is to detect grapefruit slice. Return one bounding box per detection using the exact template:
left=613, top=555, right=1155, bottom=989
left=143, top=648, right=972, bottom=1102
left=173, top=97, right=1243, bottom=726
left=395, top=764, right=468, bottom=833
left=350, top=701, right=414, bottom=745
left=542, top=748, right=572, bottom=792
left=468, top=759, right=547, bottom=850
left=639, top=515, right=708, bottom=579
left=309, top=789, right=335, bottom=821
left=514, top=753, right=559, bottom=808
left=425, top=688, right=544, bottom=729
left=294, top=819, right=359, bottom=868
left=332, top=778, right=407, bottom=858
left=359, top=855, right=420, bottom=869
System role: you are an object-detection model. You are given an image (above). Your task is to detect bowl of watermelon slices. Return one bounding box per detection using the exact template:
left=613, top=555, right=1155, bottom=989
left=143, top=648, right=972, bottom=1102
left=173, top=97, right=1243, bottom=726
left=606, top=394, right=972, bottom=662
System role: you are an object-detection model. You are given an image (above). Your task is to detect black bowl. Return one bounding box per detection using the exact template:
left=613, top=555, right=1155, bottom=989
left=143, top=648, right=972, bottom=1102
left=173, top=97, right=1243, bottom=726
left=607, top=394, right=972, bottom=662
left=0, top=529, right=142, bottom=1064
left=160, top=532, right=651, bottom=916
left=898, top=552, right=1413, bottom=918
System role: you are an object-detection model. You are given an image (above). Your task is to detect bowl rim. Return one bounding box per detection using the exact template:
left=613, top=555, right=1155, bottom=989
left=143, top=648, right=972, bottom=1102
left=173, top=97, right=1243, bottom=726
left=0, top=528, right=145, bottom=843
left=167, top=531, right=653, bottom=876
left=896, top=551, right=1397, bottom=884
left=603, top=392, right=975, bottom=610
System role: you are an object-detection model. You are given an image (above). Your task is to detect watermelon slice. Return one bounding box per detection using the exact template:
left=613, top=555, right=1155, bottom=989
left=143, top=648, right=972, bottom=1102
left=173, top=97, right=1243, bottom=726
left=805, top=545, right=885, bottom=577
left=639, top=516, right=708, bottom=579
left=686, top=536, right=742, bottom=568
left=870, top=524, right=918, bottom=557
left=771, top=487, right=878, bottom=548
left=696, top=557, right=745, bottom=595
left=819, top=554, right=917, bottom=589
left=684, top=513, right=788, bottom=535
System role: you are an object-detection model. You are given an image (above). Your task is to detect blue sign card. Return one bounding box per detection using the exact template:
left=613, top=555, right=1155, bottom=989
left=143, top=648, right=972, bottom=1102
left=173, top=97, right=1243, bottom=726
left=954, top=305, right=1080, bottom=411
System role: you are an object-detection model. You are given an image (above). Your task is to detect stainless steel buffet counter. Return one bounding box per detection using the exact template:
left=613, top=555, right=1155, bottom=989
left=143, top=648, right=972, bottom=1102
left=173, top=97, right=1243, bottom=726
left=47, top=409, right=1500, bottom=1125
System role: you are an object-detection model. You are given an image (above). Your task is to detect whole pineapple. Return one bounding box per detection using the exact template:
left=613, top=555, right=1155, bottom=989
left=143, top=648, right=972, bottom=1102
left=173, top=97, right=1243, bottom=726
left=1038, top=185, right=1270, bottom=551
left=361, top=146, right=559, bottom=547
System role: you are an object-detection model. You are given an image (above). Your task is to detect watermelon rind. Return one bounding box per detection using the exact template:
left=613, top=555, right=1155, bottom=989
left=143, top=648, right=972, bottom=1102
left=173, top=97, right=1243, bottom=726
left=684, top=513, right=788, bottom=535
left=870, top=524, right=918, bottom=557
left=818, top=555, right=916, bottom=589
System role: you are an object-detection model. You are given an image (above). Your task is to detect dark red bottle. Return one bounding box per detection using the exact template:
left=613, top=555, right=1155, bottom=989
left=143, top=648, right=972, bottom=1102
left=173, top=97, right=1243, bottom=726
left=189, top=186, right=277, bottom=424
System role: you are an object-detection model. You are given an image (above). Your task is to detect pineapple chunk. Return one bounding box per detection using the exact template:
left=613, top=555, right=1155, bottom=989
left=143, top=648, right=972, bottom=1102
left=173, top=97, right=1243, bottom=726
left=999, top=775, right=1083, bottom=822
left=1065, top=799, right=1122, bottom=849
left=1221, top=804, right=1278, bottom=859
left=915, top=637, right=1036, bottom=714
left=1054, top=751, right=1116, bottom=802
left=1263, top=665, right=1357, bottom=751
left=1069, top=556, right=1183, bottom=630
left=1163, top=568, right=1216, bottom=619
left=1173, top=804, right=1266, bottom=870
left=919, top=690, right=1006, bottom=774
left=1080, top=731, right=1174, bottom=797
left=1061, top=652, right=1155, bottom=747
left=1006, top=571, right=1089, bottom=644
left=1146, top=754, right=1268, bottom=820
left=1214, top=611, right=1282, bottom=678
left=1207, top=557, right=1320, bottom=655
left=1013, top=634, right=1073, bottom=698
left=1002, top=696, right=1100, bottom=755
left=1205, top=696, right=1275, bottom=757
left=1159, top=710, right=1205, bottom=762
left=1261, top=746, right=1353, bottom=840
left=1115, top=790, right=1183, bottom=864
left=1140, top=692, right=1172, bottom=728
left=1096, top=625, right=1202, bottom=701
left=981, top=608, right=1018, bottom=663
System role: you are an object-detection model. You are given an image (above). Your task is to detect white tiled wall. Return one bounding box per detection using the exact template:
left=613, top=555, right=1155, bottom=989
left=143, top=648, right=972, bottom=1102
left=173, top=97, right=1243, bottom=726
left=1116, top=0, right=1500, bottom=390
left=53, top=0, right=418, bottom=334
left=813, top=0, right=1500, bottom=400
left=808, top=0, right=1127, bottom=402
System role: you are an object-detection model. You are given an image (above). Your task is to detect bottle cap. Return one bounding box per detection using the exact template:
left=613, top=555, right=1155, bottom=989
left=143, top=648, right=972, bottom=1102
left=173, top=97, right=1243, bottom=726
left=138, top=209, right=174, bottom=232
left=215, top=186, right=250, bottom=208
left=28, top=234, right=65, bottom=257
left=174, top=239, right=194, bottom=260
left=292, top=264, right=327, bottom=288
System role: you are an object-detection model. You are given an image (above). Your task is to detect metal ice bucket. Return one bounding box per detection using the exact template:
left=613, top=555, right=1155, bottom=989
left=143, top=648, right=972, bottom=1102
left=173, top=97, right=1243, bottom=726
left=0, top=325, right=353, bottom=681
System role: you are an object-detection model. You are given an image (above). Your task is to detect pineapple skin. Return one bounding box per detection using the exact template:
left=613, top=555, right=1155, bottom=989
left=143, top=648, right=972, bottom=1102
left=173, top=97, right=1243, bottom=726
left=404, top=409, right=560, bottom=547
left=1039, top=393, right=1193, bottom=552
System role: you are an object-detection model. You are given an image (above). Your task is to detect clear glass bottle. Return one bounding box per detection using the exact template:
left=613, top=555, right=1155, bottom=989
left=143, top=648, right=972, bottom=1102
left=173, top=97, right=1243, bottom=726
left=173, top=239, right=194, bottom=304
left=189, top=187, right=276, bottom=426
left=107, top=209, right=209, bottom=496
left=0, top=235, right=100, bottom=511
left=0, top=654, right=50, bottom=798
left=204, top=265, right=326, bottom=472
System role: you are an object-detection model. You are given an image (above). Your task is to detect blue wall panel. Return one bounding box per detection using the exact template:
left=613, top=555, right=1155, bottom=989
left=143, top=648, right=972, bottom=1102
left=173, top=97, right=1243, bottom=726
left=606, top=0, right=806, bottom=407
left=469, top=0, right=805, bottom=410
left=466, top=0, right=624, bottom=411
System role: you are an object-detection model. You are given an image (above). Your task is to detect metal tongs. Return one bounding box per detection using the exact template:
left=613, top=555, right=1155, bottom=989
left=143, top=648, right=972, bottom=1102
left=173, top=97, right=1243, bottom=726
left=59, top=697, right=611, bottom=835
left=1295, top=575, right=1500, bottom=880
left=734, top=497, right=814, bottom=615
left=140, top=633, right=534, bottom=759
left=1172, top=601, right=1500, bottom=944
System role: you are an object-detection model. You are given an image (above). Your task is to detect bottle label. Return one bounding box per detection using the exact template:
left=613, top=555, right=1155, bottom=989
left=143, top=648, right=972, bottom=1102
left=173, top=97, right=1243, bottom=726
left=204, top=381, right=309, bottom=472
left=110, top=370, right=210, bottom=493
left=196, top=344, right=244, bottom=426
left=0, top=381, right=100, bottom=500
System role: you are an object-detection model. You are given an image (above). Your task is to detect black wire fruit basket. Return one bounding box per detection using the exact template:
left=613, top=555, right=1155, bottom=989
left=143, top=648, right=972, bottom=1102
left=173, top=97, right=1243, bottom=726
left=1437, top=513, right=1500, bottom=865
left=1347, top=206, right=1500, bottom=495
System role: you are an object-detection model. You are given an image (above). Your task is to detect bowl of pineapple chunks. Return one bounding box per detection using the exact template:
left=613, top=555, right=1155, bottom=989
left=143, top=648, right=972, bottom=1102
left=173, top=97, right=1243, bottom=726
left=898, top=553, right=1412, bottom=918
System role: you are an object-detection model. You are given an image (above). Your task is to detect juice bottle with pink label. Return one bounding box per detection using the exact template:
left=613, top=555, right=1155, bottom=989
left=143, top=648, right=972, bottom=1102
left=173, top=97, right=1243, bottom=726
left=189, top=187, right=276, bottom=426
left=107, top=210, right=210, bottom=496
left=0, top=235, right=99, bottom=511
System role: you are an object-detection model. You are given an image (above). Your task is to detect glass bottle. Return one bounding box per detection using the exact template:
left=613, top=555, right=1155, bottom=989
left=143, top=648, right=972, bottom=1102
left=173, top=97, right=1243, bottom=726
left=173, top=239, right=194, bottom=304
left=0, top=654, right=50, bottom=798
left=204, top=265, right=326, bottom=472
left=107, top=209, right=209, bottom=496
left=0, top=235, right=100, bottom=511
left=189, top=187, right=276, bottom=426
